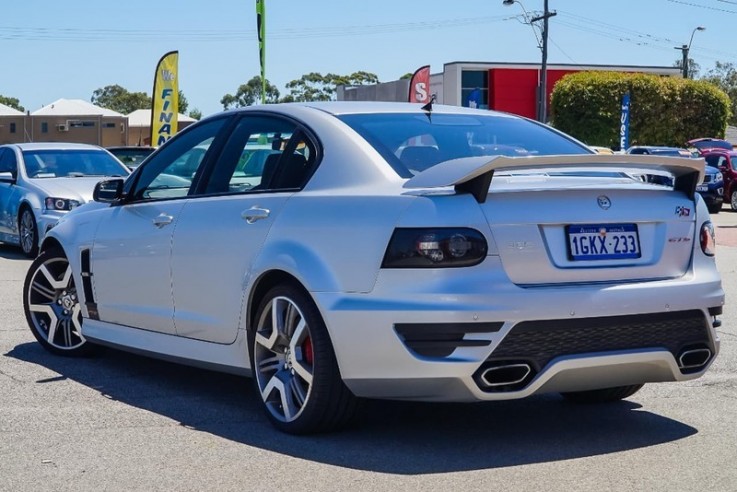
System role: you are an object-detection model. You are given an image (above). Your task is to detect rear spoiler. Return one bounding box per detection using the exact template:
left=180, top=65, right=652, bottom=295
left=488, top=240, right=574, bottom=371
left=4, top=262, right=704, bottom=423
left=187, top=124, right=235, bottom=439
left=403, top=154, right=704, bottom=203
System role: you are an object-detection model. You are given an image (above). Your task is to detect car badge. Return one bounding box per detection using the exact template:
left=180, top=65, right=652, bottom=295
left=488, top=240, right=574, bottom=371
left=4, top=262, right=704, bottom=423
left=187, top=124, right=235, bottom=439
left=597, top=195, right=611, bottom=210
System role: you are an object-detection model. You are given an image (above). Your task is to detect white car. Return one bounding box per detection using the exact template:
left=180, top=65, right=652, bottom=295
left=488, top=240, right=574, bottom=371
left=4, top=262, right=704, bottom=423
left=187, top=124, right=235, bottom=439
left=22, top=103, right=724, bottom=434
left=0, top=143, right=130, bottom=257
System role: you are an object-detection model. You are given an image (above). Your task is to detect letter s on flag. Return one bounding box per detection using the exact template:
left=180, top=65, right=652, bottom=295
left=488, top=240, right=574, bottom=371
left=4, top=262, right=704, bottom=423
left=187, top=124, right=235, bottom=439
left=408, top=65, right=431, bottom=103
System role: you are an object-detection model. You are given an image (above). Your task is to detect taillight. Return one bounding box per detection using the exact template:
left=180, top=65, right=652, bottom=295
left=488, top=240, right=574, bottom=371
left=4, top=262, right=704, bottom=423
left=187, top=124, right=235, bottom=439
left=382, top=228, right=488, bottom=268
left=700, top=221, right=716, bottom=256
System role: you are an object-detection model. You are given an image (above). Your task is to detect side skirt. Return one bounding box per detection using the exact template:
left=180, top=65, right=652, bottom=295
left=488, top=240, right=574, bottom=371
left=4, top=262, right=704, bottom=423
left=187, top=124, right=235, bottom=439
left=82, top=318, right=252, bottom=376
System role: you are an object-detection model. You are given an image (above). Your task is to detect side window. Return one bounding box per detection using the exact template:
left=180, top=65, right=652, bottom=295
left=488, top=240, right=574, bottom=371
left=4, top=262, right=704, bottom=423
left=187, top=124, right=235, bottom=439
left=131, top=118, right=227, bottom=201
left=203, top=116, right=316, bottom=195
left=0, top=148, right=18, bottom=174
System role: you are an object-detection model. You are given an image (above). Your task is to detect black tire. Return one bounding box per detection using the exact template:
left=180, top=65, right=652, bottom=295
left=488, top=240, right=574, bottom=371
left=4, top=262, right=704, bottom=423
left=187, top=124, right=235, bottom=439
left=731, top=191, right=737, bottom=212
left=560, top=384, right=644, bottom=404
left=23, top=248, right=95, bottom=357
left=708, top=203, right=721, bottom=214
left=18, top=206, right=39, bottom=258
left=249, top=283, right=358, bottom=434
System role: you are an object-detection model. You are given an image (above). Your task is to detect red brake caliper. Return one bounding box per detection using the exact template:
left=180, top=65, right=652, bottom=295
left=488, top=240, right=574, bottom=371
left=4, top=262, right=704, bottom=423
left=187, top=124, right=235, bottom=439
left=303, top=337, right=314, bottom=366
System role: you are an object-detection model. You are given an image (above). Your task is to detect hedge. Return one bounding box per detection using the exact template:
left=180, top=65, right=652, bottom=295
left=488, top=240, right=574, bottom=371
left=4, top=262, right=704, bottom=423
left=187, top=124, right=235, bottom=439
left=549, top=71, right=731, bottom=149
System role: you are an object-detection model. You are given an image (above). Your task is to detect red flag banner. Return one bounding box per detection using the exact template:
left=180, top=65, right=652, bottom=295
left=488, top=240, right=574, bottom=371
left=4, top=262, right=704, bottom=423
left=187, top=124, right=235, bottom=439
left=408, top=65, right=430, bottom=103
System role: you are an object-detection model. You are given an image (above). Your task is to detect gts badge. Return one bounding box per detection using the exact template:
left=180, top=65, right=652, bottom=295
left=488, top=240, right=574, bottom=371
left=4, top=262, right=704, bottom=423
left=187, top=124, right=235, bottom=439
left=675, top=206, right=691, bottom=217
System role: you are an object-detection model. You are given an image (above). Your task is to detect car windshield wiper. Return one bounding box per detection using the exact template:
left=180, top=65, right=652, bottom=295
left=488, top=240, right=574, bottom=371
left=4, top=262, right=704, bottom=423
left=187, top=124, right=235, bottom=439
left=65, top=172, right=87, bottom=177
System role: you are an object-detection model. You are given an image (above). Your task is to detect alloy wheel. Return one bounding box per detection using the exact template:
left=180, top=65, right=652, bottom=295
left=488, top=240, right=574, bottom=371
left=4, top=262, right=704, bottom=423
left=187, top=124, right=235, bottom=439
left=732, top=191, right=737, bottom=211
left=26, top=255, right=85, bottom=350
left=20, top=209, right=36, bottom=255
left=253, top=296, right=314, bottom=423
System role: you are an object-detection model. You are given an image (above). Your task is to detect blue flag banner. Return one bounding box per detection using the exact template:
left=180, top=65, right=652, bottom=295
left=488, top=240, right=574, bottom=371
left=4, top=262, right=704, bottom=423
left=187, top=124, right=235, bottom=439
left=620, top=92, right=631, bottom=151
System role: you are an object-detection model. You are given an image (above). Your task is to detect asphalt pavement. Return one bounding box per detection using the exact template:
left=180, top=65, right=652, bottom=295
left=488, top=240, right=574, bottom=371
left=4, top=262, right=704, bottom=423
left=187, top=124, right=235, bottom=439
left=1, top=210, right=736, bottom=492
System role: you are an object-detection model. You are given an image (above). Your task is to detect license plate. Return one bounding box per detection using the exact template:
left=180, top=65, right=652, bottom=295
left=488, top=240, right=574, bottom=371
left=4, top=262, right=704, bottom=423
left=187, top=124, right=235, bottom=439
left=567, top=224, right=641, bottom=261
left=696, top=185, right=708, bottom=192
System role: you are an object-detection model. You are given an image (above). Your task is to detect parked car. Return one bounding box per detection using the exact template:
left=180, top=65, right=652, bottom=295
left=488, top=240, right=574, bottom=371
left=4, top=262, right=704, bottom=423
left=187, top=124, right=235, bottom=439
left=704, top=150, right=737, bottom=211
left=0, top=143, right=130, bottom=257
left=106, top=146, right=155, bottom=170
left=687, top=138, right=733, bottom=155
left=626, top=146, right=723, bottom=211
left=23, top=103, right=723, bottom=434
left=589, top=146, right=615, bottom=155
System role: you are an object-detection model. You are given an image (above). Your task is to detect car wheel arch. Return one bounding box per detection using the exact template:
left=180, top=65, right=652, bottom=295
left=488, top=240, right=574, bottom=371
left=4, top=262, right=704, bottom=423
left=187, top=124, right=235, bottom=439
left=247, top=270, right=302, bottom=330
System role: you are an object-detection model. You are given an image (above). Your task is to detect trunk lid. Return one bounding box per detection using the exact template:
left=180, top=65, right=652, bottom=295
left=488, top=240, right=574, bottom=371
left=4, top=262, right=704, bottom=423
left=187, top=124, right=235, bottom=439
left=404, top=155, right=702, bottom=285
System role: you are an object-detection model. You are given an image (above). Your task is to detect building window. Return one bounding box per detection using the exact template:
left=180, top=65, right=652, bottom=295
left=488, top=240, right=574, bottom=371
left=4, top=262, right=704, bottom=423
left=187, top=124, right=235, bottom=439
left=103, top=122, right=116, bottom=128
left=461, top=70, right=489, bottom=109
left=69, top=120, right=96, bottom=128
left=10, top=123, right=16, bottom=134
left=41, top=122, right=48, bottom=133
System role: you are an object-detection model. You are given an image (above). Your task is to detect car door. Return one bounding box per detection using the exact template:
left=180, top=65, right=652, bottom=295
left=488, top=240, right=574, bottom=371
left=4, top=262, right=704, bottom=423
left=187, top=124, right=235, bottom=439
left=0, top=148, right=21, bottom=237
left=90, top=117, right=230, bottom=334
left=170, top=115, right=317, bottom=343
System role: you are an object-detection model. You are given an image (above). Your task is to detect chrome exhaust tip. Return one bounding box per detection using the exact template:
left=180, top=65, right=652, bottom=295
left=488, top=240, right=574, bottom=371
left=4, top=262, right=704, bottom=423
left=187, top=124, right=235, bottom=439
left=678, top=348, right=712, bottom=370
left=480, top=363, right=532, bottom=388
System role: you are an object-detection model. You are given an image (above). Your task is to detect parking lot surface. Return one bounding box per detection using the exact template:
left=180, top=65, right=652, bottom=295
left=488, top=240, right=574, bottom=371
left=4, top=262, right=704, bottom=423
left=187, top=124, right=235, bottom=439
left=1, top=211, right=736, bottom=492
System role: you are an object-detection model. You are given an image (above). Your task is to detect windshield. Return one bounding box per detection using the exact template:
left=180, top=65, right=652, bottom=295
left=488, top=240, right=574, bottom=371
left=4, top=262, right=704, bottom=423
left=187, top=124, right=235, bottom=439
left=108, top=148, right=154, bottom=169
left=338, top=113, right=591, bottom=177
left=22, top=149, right=129, bottom=178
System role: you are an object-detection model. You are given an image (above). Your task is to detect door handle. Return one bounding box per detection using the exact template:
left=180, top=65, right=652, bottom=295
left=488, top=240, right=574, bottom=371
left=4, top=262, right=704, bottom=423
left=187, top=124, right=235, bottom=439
left=241, top=207, right=270, bottom=224
left=152, top=213, right=174, bottom=228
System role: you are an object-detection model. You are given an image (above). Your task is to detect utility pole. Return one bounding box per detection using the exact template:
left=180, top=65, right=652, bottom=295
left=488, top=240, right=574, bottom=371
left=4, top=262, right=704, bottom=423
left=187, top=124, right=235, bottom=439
left=676, top=26, right=705, bottom=79
left=531, top=0, right=556, bottom=123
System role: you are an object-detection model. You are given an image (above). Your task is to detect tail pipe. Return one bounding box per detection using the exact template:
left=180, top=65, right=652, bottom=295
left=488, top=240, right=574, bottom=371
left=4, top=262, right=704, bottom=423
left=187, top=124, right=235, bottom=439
left=478, top=363, right=532, bottom=389
left=677, top=347, right=712, bottom=372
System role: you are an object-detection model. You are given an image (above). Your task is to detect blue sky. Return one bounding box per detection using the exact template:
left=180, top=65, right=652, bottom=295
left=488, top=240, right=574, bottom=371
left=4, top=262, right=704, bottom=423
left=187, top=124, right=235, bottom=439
left=1, top=0, right=735, bottom=116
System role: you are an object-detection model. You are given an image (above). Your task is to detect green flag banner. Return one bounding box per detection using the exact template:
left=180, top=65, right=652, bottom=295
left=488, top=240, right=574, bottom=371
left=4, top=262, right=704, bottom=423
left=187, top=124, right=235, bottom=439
left=256, top=0, right=266, bottom=104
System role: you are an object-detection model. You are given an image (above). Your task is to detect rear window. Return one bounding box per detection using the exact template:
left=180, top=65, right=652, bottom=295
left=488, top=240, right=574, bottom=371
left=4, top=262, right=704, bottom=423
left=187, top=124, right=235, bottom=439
left=337, top=113, right=591, bottom=177
left=22, top=149, right=129, bottom=178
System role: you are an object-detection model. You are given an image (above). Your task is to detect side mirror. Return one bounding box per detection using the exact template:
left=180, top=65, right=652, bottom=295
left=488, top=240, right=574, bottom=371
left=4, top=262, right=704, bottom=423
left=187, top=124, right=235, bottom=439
left=0, top=171, right=16, bottom=183
left=93, top=178, right=125, bottom=203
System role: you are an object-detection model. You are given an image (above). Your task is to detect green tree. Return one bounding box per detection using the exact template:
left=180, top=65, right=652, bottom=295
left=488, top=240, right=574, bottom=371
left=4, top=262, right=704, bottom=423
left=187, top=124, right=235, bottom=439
left=282, top=71, right=380, bottom=102
left=92, top=85, right=189, bottom=115
left=399, top=72, right=413, bottom=80
left=550, top=71, right=731, bottom=148
left=188, top=108, right=203, bottom=120
left=220, top=76, right=280, bottom=109
left=177, top=90, right=189, bottom=114
left=91, top=84, right=150, bottom=114
left=703, top=61, right=737, bottom=126
left=0, top=95, right=24, bottom=112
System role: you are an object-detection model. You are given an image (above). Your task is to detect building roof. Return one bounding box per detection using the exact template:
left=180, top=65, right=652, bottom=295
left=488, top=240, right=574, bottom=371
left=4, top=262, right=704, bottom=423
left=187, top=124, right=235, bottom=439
left=0, top=102, right=24, bottom=116
left=32, top=99, right=124, bottom=117
left=127, top=109, right=196, bottom=127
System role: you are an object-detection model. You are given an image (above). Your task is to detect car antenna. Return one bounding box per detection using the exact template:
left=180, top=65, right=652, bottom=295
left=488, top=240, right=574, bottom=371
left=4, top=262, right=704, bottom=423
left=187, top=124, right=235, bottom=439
left=421, top=93, right=437, bottom=121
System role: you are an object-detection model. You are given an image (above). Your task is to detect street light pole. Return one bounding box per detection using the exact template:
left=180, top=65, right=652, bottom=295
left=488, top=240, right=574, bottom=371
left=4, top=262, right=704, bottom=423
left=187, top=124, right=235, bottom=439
left=676, top=26, right=706, bottom=79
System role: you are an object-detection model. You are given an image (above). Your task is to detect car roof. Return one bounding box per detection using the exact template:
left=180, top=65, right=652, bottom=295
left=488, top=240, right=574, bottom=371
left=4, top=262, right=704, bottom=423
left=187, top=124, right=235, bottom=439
left=7, top=142, right=105, bottom=151
left=226, top=101, right=519, bottom=118
left=106, top=146, right=155, bottom=151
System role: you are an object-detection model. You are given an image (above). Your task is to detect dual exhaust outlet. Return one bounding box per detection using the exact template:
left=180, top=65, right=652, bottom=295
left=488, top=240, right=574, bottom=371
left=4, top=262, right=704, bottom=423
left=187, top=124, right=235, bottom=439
left=477, top=346, right=712, bottom=390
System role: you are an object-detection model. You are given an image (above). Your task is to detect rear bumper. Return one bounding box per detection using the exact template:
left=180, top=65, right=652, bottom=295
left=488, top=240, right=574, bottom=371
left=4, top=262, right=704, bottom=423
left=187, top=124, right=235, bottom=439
left=315, top=256, right=723, bottom=401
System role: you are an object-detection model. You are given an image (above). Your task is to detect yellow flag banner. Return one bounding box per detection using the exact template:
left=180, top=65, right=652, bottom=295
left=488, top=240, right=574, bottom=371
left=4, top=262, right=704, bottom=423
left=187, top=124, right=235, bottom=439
left=150, top=50, right=179, bottom=147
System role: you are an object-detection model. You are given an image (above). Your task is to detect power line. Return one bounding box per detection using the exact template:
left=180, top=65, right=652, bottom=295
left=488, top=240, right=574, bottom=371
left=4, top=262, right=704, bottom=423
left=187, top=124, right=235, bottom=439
left=0, top=15, right=516, bottom=42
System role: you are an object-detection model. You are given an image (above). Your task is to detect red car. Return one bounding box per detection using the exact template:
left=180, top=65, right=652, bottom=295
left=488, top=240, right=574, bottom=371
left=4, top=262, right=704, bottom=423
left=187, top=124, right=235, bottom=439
left=704, top=149, right=737, bottom=210
left=687, top=138, right=733, bottom=156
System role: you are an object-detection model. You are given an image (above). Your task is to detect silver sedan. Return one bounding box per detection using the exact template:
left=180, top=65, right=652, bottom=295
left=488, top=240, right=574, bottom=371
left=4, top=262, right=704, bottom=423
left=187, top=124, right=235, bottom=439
left=21, top=103, right=724, bottom=434
left=0, top=142, right=130, bottom=257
